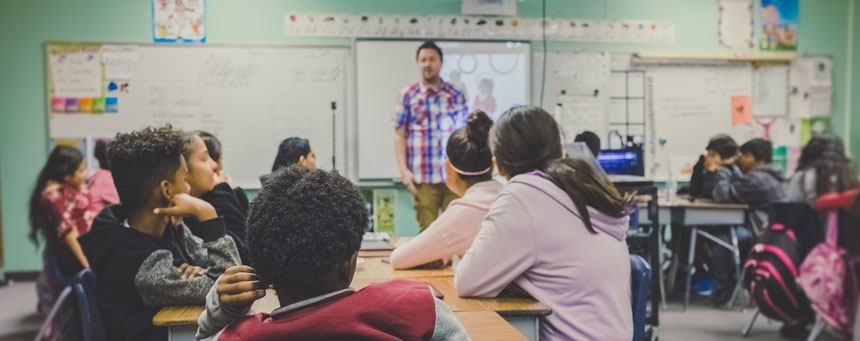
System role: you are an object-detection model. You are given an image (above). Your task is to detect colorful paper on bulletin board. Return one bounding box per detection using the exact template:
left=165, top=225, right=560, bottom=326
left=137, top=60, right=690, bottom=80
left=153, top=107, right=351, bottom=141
left=772, top=146, right=787, bottom=177
left=759, top=0, right=798, bottom=51
left=373, top=189, right=396, bottom=234
left=153, top=0, right=206, bottom=43
left=731, top=95, right=753, bottom=125
left=799, top=117, right=830, bottom=145
left=48, top=44, right=103, bottom=99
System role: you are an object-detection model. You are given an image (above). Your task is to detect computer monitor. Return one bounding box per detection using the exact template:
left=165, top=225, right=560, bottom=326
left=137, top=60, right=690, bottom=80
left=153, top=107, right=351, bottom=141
left=598, top=147, right=644, bottom=176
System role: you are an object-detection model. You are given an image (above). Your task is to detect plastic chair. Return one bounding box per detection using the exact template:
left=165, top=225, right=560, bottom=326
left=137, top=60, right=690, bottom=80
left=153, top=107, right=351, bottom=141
left=34, top=286, right=80, bottom=341
left=630, top=254, right=652, bottom=341
left=34, top=269, right=105, bottom=341
left=72, top=269, right=105, bottom=341
left=805, top=189, right=859, bottom=341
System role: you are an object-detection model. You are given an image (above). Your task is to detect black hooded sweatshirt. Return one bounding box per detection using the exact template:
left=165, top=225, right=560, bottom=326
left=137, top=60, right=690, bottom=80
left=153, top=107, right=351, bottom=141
left=79, top=204, right=240, bottom=341
left=184, top=183, right=250, bottom=263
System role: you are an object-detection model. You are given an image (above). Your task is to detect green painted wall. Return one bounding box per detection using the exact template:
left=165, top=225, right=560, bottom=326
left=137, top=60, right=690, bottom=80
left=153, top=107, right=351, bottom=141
left=853, top=0, right=860, bottom=163
left=0, top=0, right=854, bottom=272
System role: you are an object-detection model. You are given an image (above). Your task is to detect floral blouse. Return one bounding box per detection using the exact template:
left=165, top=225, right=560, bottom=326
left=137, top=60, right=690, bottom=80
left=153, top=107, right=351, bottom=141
left=41, top=182, right=98, bottom=242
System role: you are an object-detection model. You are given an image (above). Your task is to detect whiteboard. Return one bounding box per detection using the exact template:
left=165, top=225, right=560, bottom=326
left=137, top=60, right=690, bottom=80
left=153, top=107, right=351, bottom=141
left=355, top=40, right=530, bottom=181
left=645, top=63, right=757, bottom=180
left=48, top=44, right=349, bottom=188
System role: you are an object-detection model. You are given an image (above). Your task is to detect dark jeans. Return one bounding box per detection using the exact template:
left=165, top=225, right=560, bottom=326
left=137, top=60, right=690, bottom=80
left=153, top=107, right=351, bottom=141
left=708, top=226, right=753, bottom=293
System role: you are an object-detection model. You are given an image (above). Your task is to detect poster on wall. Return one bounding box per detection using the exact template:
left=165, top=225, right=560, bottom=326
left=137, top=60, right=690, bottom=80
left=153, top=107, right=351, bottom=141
left=153, top=0, right=206, bottom=43
left=759, top=0, right=798, bottom=51
left=718, top=0, right=754, bottom=48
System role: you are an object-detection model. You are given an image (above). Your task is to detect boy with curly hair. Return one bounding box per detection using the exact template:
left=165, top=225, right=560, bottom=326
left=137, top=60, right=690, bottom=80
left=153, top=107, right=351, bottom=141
left=79, top=125, right=240, bottom=340
left=196, top=166, right=468, bottom=340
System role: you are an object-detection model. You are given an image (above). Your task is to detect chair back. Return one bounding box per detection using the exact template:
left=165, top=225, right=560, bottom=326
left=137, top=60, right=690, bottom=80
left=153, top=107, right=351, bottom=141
left=72, top=269, right=105, bottom=341
left=34, top=269, right=105, bottom=341
left=630, top=254, right=652, bottom=341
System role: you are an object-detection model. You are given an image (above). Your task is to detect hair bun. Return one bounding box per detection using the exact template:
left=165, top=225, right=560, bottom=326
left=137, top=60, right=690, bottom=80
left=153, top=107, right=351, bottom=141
left=466, top=110, right=493, bottom=145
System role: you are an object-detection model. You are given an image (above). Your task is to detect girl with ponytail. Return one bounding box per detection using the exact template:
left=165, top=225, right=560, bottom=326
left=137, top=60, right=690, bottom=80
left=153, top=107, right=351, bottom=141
left=390, top=111, right=503, bottom=269
left=454, top=105, right=634, bottom=340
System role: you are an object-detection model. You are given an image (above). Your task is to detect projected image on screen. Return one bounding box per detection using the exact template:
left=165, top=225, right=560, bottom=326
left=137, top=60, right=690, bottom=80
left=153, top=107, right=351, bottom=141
left=356, top=40, right=530, bottom=180
left=438, top=42, right=528, bottom=120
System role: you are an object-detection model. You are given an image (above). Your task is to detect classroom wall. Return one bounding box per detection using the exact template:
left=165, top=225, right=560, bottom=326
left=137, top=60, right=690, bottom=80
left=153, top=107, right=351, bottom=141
left=853, top=0, right=860, bottom=162
left=0, top=0, right=855, bottom=272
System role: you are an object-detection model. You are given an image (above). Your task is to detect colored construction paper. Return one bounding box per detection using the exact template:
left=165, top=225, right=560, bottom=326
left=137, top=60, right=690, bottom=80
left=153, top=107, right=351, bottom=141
left=731, top=95, right=752, bottom=125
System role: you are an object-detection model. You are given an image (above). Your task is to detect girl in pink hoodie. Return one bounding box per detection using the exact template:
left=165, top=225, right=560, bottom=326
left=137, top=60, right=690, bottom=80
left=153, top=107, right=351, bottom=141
left=455, top=105, right=634, bottom=340
left=390, top=110, right=503, bottom=269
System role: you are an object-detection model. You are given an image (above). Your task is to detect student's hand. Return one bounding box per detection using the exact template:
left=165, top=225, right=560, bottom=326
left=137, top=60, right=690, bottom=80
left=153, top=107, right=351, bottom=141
left=178, top=263, right=207, bottom=281
left=217, top=265, right=267, bottom=313
left=400, top=169, right=417, bottom=194
left=704, top=153, right=722, bottom=172
left=153, top=193, right=218, bottom=221
left=213, top=171, right=236, bottom=189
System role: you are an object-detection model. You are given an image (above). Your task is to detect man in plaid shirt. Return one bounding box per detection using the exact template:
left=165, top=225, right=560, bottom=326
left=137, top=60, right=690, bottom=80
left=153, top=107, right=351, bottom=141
left=393, top=41, right=468, bottom=232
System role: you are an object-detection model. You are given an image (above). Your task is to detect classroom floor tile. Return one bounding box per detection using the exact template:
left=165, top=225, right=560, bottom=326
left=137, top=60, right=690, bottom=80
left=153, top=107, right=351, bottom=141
left=0, top=281, right=41, bottom=341
left=660, top=296, right=841, bottom=341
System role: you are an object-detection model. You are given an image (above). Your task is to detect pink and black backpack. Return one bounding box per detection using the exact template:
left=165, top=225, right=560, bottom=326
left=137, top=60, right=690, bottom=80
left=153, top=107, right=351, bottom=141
left=743, top=221, right=812, bottom=321
left=797, top=190, right=859, bottom=336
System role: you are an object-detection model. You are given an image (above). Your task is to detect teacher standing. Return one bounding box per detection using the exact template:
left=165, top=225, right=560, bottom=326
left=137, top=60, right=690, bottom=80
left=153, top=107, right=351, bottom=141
left=393, top=41, right=468, bottom=232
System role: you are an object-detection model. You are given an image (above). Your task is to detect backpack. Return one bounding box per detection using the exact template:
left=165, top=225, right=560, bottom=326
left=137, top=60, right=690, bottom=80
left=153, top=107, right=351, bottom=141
left=743, top=222, right=811, bottom=322
left=797, top=191, right=859, bottom=336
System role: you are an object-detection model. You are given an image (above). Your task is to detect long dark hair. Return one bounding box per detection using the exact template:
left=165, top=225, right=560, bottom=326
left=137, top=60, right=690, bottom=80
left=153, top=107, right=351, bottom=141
left=272, top=137, right=310, bottom=172
left=94, top=139, right=111, bottom=170
left=491, top=105, right=632, bottom=233
left=29, top=145, right=84, bottom=245
left=796, top=136, right=858, bottom=196
left=193, top=130, right=222, bottom=163
left=447, top=111, right=494, bottom=184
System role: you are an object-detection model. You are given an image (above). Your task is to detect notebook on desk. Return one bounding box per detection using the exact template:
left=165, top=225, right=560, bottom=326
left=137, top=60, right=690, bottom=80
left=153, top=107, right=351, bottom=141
left=361, top=232, right=393, bottom=251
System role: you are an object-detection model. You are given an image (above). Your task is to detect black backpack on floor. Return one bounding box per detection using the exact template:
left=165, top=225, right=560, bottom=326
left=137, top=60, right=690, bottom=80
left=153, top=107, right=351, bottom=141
left=743, top=203, right=819, bottom=322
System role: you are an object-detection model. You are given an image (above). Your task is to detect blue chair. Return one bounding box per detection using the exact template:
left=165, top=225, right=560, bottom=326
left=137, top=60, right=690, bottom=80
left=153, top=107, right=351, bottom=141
left=630, top=254, right=652, bottom=341
left=73, top=269, right=105, bottom=341
left=34, top=269, right=105, bottom=341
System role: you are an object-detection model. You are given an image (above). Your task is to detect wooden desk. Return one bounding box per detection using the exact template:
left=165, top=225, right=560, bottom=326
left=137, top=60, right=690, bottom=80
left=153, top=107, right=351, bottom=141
left=154, top=307, right=527, bottom=341
left=155, top=276, right=548, bottom=341
left=353, top=256, right=454, bottom=279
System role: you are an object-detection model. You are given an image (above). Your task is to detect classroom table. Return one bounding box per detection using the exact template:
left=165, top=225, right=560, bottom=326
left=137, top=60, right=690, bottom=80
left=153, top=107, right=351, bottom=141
left=154, top=308, right=527, bottom=341
left=155, top=260, right=549, bottom=341
left=639, top=196, right=748, bottom=310
left=353, top=255, right=454, bottom=278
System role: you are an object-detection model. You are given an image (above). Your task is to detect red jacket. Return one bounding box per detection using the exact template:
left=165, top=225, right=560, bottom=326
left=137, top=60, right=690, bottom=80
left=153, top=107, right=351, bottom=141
left=219, top=279, right=437, bottom=340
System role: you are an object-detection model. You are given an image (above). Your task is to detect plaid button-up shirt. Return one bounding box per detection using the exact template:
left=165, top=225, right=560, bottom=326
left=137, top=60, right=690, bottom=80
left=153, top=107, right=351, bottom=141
left=393, top=80, right=468, bottom=184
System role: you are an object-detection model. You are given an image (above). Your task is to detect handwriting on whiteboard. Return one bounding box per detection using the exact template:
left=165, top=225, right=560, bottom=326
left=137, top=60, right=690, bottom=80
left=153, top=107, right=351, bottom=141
left=198, top=55, right=262, bottom=88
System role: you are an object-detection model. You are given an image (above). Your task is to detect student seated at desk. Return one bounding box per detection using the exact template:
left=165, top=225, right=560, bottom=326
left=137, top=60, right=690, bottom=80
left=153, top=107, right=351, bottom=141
left=390, top=111, right=502, bottom=269
left=710, top=138, right=785, bottom=304
left=79, top=125, right=240, bottom=341
left=454, top=105, right=633, bottom=340
left=688, top=134, right=738, bottom=199
left=182, top=131, right=251, bottom=264
left=259, top=137, right=316, bottom=187
left=196, top=166, right=468, bottom=340
left=787, top=135, right=859, bottom=206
